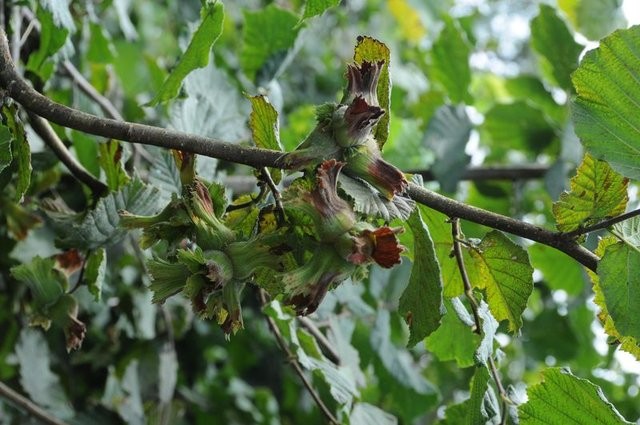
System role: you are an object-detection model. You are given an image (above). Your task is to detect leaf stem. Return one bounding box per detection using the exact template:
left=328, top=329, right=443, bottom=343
left=258, top=290, right=339, bottom=425
left=565, top=209, right=640, bottom=238
left=0, top=380, right=70, bottom=425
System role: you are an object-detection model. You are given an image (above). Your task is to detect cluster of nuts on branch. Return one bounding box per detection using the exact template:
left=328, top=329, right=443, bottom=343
left=121, top=60, right=409, bottom=335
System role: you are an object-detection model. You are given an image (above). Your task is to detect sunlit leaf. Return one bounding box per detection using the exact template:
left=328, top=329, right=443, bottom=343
left=87, top=22, right=115, bottom=63
left=149, top=1, right=224, bottom=104
left=351, top=402, right=398, bottom=425
left=519, top=368, right=632, bottom=424
left=552, top=153, right=628, bottom=232
left=353, top=36, right=391, bottom=147
left=248, top=95, right=283, bottom=183
left=431, top=18, right=471, bottom=103
left=531, top=4, right=583, bottom=90
left=469, top=231, right=533, bottom=332
left=559, top=0, right=626, bottom=41
left=399, top=208, right=444, bottom=347
left=597, top=242, right=640, bottom=340
left=572, top=25, right=640, bottom=179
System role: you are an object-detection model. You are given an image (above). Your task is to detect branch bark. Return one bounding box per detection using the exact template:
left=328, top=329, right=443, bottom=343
left=0, top=27, right=599, bottom=271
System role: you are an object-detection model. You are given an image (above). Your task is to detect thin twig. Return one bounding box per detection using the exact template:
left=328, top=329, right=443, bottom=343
left=0, top=381, right=70, bottom=425
left=565, top=208, right=640, bottom=238
left=0, top=28, right=601, bottom=271
left=450, top=218, right=482, bottom=334
left=450, top=218, right=510, bottom=424
left=260, top=167, right=284, bottom=221
left=297, top=316, right=341, bottom=365
left=27, top=112, right=108, bottom=196
left=406, top=164, right=549, bottom=182
left=258, top=290, right=339, bottom=425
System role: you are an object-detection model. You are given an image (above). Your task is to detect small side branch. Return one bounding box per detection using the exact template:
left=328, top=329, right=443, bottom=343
left=0, top=381, right=70, bottom=425
left=27, top=112, right=108, bottom=196
left=450, top=218, right=510, bottom=425
left=258, top=290, right=339, bottom=425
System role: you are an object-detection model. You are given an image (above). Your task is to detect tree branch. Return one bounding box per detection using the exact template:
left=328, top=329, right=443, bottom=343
left=407, top=184, right=599, bottom=271
left=27, top=112, right=108, bottom=196
left=406, top=164, right=549, bottom=182
left=0, top=381, right=70, bottom=425
left=0, top=27, right=599, bottom=271
left=565, top=208, right=640, bottom=238
left=258, top=290, right=339, bottom=425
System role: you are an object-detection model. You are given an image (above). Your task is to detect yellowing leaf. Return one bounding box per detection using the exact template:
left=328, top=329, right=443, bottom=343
left=469, top=231, right=533, bottom=332
left=353, top=36, right=391, bottom=148
left=388, top=0, right=426, bottom=42
left=248, top=95, right=282, bottom=183
left=553, top=153, right=628, bottom=232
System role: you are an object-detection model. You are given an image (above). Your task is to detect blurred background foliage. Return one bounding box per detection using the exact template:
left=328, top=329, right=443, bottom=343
left=0, top=0, right=639, bottom=424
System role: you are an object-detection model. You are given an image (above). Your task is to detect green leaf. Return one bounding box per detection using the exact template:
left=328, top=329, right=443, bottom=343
left=45, top=178, right=160, bottom=250
left=338, top=174, right=415, bottom=221
left=531, top=4, right=583, bottom=90
left=469, top=231, right=533, bottom=332
left=98, top=140, right=130, bottom=190
left=528, top=243, right=585, bottom=295
left=597, top=242, right=640, bottom=340
left=71, top=131, right=100, bottom=178
left=572, top=26, right=640, bottom=180
left=0, top=124, right=12, bottom=175
left=25, top=8, right=69, bottom=81
left=300, top=0, right=340, bottom=22
left=248, top=95, right=283, bottom=183
left=85, top=248, right=106, bottom=302
left=424, top=104, right=471, bottom=192
left=241, top=5, right=300, bottom=81
left=147, top=148, right=181, bottom=206
left=15, top=329, right=74, bottom=419
left=425, top=299, right=480, bottom=367
left=353, top=36, right=391, bottom=147
left=399, top=208, right=444, bottom=347
left=431, top=18, right=471, bottom=103
left=559, top=0, right=626, bottom=41
left=40, top=0, right=76, bottom=31
left=444, top=367, right=494, bottom=425
left=552, top=153, right=628, bottom=232
left=11, top=256, right=66, bottom=309
left=482, top=101, right=555, bottom=158
left=2, top=105, right=31, bottom=201
left=590, top=237, right=640, bottom=360
left=149, top=1, right=224, bottom=105
left=87, top=22, right=115, bottom=63
left=612, top=216, right=640, bottom=248
left=519, top=368, right=632, bottom=424
left=351, top=402, right=397, bottom=425
left=147, top=258, right=191, bottom=303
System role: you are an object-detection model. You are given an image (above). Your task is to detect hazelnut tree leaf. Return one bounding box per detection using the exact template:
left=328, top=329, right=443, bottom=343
left=572, top=25, right=640, bottom=179
left=149, top=1, right=224, bottom=105
left=300, top=0, right=341, bottom=22
left=552, top=153, right=628, bottom=232
left=519, top=368, right=632, bottom=424
left=248, top=94, right=283, bottom=183
left=1, top=104, right=31, bottom=202
left=430, top=18, right=471, bottom=104
left=468, top=231, right=533, bottom=333
left=399, top=207, right=444, bottom=347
